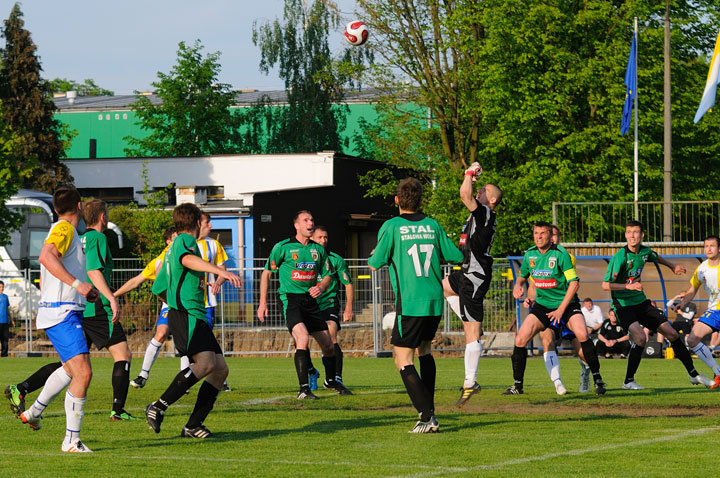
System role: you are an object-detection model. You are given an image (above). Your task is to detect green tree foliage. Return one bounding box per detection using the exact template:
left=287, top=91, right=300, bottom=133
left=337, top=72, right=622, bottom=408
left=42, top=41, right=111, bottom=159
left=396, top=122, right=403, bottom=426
left=247, top=0, right=348, bottom=153
left=355, top=0, right=720, bottom=254
left=48, top=78, right=114, bottom=96
left=125, top=40, right=242, bottom=157
left=0, top=3, right=72, bottom=193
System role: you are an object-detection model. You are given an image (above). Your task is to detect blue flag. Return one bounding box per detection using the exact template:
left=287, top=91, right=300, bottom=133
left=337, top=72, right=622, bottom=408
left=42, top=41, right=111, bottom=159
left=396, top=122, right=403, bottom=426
left=621, top=32, right=637, bottom=136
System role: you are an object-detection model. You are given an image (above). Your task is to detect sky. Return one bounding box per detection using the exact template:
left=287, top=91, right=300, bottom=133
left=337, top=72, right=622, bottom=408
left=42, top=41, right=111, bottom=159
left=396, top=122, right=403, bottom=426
left=7, top=0, right=360, bottom=95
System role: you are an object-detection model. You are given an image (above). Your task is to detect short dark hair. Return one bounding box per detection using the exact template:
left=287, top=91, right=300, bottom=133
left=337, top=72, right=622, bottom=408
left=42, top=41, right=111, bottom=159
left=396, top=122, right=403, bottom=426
left=704, top=235, right=720, bottom=246
left=0, top=280, right=4, bottom=286
left=314, top=225, right=328, bottom=233
left=162, top=226, right=176, bottom=243
left=551, top=224, right=561, bottom=235
left=293, top=210, right=313, bottom=223
left=533, top=221, right=553, bottom=233
left=200, top=212, right=211, bottom=222
left=626, top=220, right=643, bottom=231
left=583, top=297, right=593, bottom=303
left=396, top=178, right=423, bottom=211
left=173, top=203, right=201, bottom=232
left=83, top=199, right=107, bottom=226
left=53, top=187, right=81, bottom=215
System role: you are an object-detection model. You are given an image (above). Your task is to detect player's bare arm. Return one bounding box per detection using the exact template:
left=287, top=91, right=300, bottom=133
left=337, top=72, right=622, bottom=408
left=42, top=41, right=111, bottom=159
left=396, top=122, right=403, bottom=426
left=114, top=273, right=147, bottom=297
left=343, top=283, right=354, bottom=322
left=512, top=276, right=527, bottom=300
left=657, top=256, right=686, bottom=275
left=309, top=275, right=332, bottom=298
left=87, top=269, right=120, bottom=324
left=39, top=241, right=96, bottom=300
left=460, top=163, right=481, bottom=212
left=180, top=254, right=242, bottom=287
left=257, top=269, right=272, bottom=322
left=602, top=280, right=643, bottom=292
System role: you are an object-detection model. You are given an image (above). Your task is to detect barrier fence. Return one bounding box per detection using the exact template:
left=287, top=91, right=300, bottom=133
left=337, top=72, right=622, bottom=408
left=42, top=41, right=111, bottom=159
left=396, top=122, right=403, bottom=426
left=1, top=259, right=516, bottom=357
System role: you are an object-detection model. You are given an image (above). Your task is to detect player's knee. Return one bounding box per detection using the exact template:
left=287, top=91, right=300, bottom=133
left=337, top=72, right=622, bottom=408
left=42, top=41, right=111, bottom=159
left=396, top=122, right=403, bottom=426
left=665, top=328, right=679, bottom=342
left=686, top=333, right=700, bottom=347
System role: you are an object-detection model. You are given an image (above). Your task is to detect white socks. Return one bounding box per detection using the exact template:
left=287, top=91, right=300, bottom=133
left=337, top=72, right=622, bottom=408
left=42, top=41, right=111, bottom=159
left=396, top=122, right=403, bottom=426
left=447, top=295, right=462, bottom=319
left=64, top=390, right=85, bottom=444
left=140, top=338, right=163, bottom=379
left=543, top=351, right=561, bottom=383
left=691, top=343, right=720, bottom=375
left=180, top=355, right=191, bottom=371
left=28, top=366, right=72, bottom=419
left=464, top=340, right=482, bottom=388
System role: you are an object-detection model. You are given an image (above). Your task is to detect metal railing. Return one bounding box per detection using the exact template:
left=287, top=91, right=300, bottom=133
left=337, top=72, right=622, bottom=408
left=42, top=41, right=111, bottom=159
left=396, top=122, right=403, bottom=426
left=3, top=259, right=516, bottom=356
left=552, top=201, right=720, bottom=243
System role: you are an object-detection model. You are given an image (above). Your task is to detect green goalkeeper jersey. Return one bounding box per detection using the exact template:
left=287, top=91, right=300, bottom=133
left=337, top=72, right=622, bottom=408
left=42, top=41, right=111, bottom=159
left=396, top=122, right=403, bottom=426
left=604, top=245, right=658, bottom=307
left=519, top=244, right=578, bottom=309
left=368, top=213, right=463, bottom=317
left=265, top=238, right=331, bottom=297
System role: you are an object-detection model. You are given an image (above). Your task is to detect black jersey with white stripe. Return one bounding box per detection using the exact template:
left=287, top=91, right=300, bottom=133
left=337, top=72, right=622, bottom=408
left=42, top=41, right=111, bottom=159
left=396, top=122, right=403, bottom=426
left=458, top=200, right=496, bottom=273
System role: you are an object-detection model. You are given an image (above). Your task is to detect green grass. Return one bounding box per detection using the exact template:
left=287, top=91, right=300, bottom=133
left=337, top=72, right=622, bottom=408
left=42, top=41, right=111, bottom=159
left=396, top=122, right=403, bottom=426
left=2, top=355, right=720, bottom=476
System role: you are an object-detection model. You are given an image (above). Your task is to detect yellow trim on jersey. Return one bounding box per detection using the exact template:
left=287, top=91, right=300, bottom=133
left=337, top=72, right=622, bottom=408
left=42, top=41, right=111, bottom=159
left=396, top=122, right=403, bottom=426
left=563, top=268, right=578, bottom=281
left=690, top=267, right=702, bottom=289
left=198, top=238, right=228, bottom=265
left=141, top=247, right=169, bottom=281
left=45, top=220, right=74, bottom=257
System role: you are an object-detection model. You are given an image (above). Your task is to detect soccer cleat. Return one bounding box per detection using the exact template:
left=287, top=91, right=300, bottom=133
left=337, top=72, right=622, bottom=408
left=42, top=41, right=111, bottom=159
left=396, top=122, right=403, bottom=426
left=579, top=367, right=591, bottom=393
left=308, top=369, right=320, bottom=391
left=130, top=376, right=147, bottom=389
left=61, top=439, right=93, bottom=453
left=145, top=403, right=164, bottom=433
left=622, top=380, right=644, bottom=390
left=594, top=379, right=607, bottom=395
left=409, top=415, right=439, bottom=434
left=297, top=386, right=319, bottom=400
left=502, top=385, right=523, bottom=395
left=20, top=410, right=41, bottom=431
left=455, top=382, right=482, bottom=407
left=324, top=379, right=353, bottom=395
left=110, top=409, right=141, bottom=421
left=5, top=384, right=25, bottom=417
left=689, top=373, right=714, bottom=388
left=222, top=382, right=232, bottom=392
left=711, top=375, right=720, bottom=390
left=181, top=425, right=213, bottom=438
left=554, top=380, right=567, bottom=396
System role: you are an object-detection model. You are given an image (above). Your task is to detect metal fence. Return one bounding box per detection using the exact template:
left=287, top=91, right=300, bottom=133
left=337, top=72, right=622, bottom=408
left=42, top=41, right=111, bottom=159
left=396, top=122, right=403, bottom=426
left=2, top=259, right=515, bottom=357
left=552, top=201, right=720, bottom=243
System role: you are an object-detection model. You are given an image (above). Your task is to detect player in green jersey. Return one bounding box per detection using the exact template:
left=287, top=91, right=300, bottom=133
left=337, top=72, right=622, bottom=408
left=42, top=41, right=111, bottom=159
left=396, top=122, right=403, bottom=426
left=258, top=211, right=352, bottom=399
left=508, top=221, right=606, bottom=395
left=368, top=178, right=463, bottom=433
left=304, top=226, right=354, bottom=390
left=601, top=220, right=715, bottom=390
left=145, top=203, right=242, bottom=439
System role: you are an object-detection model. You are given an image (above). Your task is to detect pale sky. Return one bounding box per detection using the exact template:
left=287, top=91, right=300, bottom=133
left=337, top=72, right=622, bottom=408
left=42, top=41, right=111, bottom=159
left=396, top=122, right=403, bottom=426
left=7, top=0, right=360, bottom=95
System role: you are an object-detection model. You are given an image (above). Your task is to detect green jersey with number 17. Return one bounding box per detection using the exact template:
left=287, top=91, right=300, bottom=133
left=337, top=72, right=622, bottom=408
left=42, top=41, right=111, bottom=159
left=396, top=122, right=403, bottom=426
left=520, top=244, right=578, bottom=309
left=368, top=213, right=463, bottom=317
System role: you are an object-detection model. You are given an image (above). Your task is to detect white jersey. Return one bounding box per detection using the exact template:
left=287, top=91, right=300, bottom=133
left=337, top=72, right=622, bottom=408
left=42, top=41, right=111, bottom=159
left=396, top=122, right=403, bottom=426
left=690, top=260, right=720, bottom=310
left=36, top=220, right=87, bottom=330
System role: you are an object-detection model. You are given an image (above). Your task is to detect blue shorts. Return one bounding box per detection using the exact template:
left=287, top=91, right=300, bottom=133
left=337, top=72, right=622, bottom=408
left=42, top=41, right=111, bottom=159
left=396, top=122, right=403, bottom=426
left=698, top=309, right=720, bottom=332
left=206, top=307, right=215, bottom=330
left=156, top=306, right=169, bottom=327
left=45, top=310, right=89, bottom=362
left=560, top=324, right=576, bottom=341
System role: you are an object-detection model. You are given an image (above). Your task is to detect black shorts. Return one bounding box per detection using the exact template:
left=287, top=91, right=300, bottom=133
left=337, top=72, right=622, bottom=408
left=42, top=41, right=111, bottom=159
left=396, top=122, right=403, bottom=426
left=282, top=293, right=329, bottom=334
left=391, top=315, right=441, bottom=349
left=321, top=305, right=341, bottom=330
left=616, top=300, right=667, bottom=332
left=447, top=269, right=491, bottom=323
left=82, top=311, right=127, bottom=350
left=529, top=302, right=583, bottom=331
left=168, top=308, right=222, bottom=357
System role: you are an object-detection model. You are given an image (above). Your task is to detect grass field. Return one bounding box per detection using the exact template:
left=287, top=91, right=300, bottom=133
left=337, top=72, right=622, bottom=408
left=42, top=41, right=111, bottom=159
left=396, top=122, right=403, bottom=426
left=2, top=355, right=719, bottom=476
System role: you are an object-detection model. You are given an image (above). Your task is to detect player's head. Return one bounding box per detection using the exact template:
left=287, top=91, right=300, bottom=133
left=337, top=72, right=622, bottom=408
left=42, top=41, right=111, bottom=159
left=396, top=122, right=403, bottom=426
left=311, top=225, right=328, bottom=248
left=83, top=199, right=108, bottom=229
left=625, top=220, right=644, bottom=247
left=199, top=212, right=212, bottom=238
left=0, top=280, right=4, bottom=293
left=173, top=203, right=202, bottom=237
left=52, top=186, right=82, bottom=216
left=583, top=297, right=593, bottom=309
left=395, top=178, right=423, bottom=212
left=476, top=183, right=502, bottom=210
left=704, top=235, right=720, bottom=260
left=532, top=221, right=553, bottom=249
left=550, top=225, right=562, bottom=245
left=162, top=226, right=176, bottom=245
left=293, top=210, right=314, bottom=239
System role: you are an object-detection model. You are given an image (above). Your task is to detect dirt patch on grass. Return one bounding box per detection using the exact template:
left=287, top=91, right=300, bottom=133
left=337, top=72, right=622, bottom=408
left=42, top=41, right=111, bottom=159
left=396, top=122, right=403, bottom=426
left=452, top=401, right=720, bottom=418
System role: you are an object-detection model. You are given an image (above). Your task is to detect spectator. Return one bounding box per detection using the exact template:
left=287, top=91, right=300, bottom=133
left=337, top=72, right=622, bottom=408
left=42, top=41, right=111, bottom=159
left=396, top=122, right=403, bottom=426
left=0, top=281, right=13, bottom=357
left=597, top=308, right=631, bottom=358
left=580, top=297, right=604, bottom=336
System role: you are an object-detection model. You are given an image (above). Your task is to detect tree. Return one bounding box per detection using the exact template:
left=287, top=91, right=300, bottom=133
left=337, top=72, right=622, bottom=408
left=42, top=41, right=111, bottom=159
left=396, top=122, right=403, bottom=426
left=0, top=3, right=72, bottom=193
left=124, top=40, right=243, bottom=157
left=248, top=0, right=348, bottom=153
left=49, top=78, right=114, bottom=96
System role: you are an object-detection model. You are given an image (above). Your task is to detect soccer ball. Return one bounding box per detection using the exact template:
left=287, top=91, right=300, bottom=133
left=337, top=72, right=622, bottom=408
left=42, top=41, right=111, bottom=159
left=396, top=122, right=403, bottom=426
left=344, top=21, right=369, bottom=46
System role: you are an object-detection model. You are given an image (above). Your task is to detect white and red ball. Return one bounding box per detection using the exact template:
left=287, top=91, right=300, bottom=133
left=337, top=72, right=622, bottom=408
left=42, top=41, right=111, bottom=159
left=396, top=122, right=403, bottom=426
left=344, top=21, right=369, bottom=46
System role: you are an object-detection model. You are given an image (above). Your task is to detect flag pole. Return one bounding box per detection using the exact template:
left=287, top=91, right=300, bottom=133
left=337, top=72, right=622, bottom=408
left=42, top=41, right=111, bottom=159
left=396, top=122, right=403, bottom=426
left=633, top=17, right=639, bottom=220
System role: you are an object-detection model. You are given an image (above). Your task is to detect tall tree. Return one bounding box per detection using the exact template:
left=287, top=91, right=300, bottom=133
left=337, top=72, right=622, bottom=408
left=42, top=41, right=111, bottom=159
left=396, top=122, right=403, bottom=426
left=0, top=3, right=72, bottom=192
left=49, top=78, right=114, bottom=97
left=125, top=40, right=242, bottom=157
left=248, top=0, right=348, bottom=153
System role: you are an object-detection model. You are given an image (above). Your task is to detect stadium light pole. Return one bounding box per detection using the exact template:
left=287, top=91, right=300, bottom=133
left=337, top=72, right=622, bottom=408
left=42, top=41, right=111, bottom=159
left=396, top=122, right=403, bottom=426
left=663, top=1, right=673, bottom=242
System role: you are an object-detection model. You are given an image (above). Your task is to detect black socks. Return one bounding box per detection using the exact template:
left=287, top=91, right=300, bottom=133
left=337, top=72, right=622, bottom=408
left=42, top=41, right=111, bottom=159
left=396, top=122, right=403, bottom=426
left=112, top=360, right=130, bottom=413
left=18, top=361, right=62, bottom=396
left=156, top=368, right=200, bottom=411
left=399, top=365, right=433, bottom=422
left=186, top=381, right=220, bottom=429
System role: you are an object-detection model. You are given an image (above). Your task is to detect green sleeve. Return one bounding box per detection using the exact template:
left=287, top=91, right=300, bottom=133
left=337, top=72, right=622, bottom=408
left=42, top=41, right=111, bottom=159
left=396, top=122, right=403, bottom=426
left=368, top=222, right=392, bottom=269
left=319, top=247, right=332, bottom=275
left=265, top=242, right=284, bottom=272
left=436, top=223, right=463, bottom=264
left=603, top=250, right=624, bottom=283
left=558, top=250, right=578, bottom=282
left=648, top=249, right=659, bottom=263
left=151, top=257, right=168, bottom=297
left=334, top=256, right=352, bottom=285
left=84, top=233, right=106, bottom=271
left=519, top=255, right=531, bottom=278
